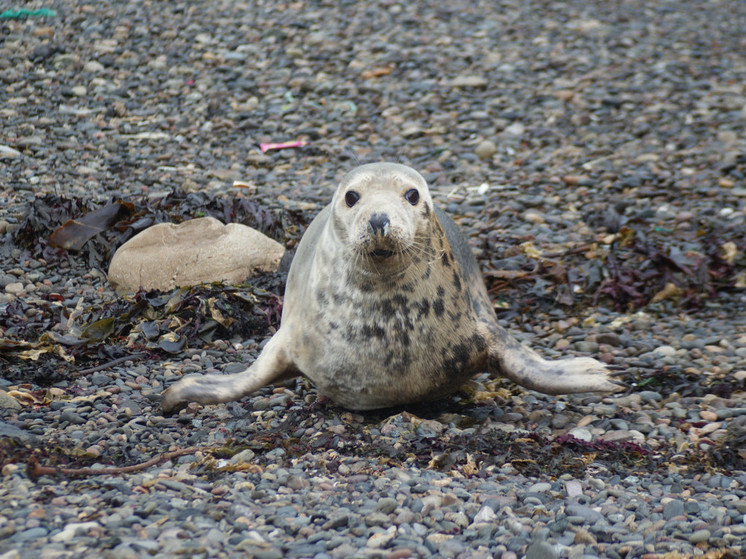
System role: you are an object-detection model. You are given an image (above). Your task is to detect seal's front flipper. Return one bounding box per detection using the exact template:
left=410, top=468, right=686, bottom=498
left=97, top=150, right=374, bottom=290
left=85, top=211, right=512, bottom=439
left=160, top=334, right=299, bottom=414
left=489, top=335, right=625, bottom=396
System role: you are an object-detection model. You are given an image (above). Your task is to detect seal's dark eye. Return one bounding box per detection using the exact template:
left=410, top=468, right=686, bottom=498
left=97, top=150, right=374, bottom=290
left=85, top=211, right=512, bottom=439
left=404, top=188, right=420, bottom=205
left=345, top=190, right=360, bottom=207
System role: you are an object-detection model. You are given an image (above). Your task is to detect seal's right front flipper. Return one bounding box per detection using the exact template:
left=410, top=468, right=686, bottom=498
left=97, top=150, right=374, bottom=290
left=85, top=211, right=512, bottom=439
left=160, top=335, right=299, bottom=414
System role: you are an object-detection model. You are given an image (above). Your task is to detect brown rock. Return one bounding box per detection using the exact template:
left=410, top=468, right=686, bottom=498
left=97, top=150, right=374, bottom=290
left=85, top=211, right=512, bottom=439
left=553, top=89, right=575, bottom=102
left=562, top=174, right=589, bottom=186
left=699, top=410, right=718, bottom=422
left=108, top=217, right=285, bottom=294
left=33, top=26, right=55, bottom=38
left=573, top=528, right=597, bottom=545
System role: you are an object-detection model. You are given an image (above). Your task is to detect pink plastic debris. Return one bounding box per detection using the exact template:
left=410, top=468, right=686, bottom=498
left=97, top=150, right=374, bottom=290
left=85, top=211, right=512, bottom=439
left=259, top=140, right=308, bottom=153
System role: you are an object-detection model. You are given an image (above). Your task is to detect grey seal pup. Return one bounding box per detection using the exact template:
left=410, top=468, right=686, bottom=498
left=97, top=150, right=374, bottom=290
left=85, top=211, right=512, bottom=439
left=161, top=162, right=621, bottom=413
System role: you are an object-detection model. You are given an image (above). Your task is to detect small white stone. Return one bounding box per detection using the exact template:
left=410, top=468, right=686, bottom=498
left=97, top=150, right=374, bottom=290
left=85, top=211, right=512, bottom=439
left=522, top=209, right=546, bottom=224
left=0, top=145, right=22, bottom=158
left=528, top=482, right=552, bottom=493
left=230, top=449, right=256, bottom=465
left=565, top=479, right=584, bottom=498
left=476, top=182, right=490, bottom=195
left=76, top=165, right=98, bottom=175
left=449, top=75, right=488, bottom=88
left=426, top=532, right=453, bottom=544
left=472, top=506, right=497, bottom=524
left=636, top=153, right=659, bottom=163
left=718, top=130, right=738, bottom=146
left=720, top=207, right=735, bottom=217
left=600, top=430, right=645, bottom=443
left=653, top=345, right=677, bottom=358
left=474, top=140, right=497, bottom=160
left=567, top=427, right=592, bottom=442
left=51, top=521, right=101, bottom=542
left=84, top=61, right=105, bottom=73
left=400, top=124, right=423, bottom=138
left=2, top=463, right=20, bottom=476
left=4, top=282, right=24, bottom=295
left=504, top=122, right=525, bottom=137
left=366, top=526, right=396, bottom=548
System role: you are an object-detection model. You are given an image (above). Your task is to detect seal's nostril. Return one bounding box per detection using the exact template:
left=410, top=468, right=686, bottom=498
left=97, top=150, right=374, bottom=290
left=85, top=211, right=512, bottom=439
left=368, top=213, right=390, bottom=236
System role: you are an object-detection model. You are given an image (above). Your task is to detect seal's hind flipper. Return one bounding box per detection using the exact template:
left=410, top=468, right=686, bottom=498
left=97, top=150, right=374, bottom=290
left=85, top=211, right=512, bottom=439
left=488, top=334, right=625, bottom=395
left=160, top=333, right=299, bottom=414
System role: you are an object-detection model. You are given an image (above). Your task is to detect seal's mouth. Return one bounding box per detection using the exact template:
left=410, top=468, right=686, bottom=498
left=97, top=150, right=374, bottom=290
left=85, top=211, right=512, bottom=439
left=369, top=249, right=395, bottom=258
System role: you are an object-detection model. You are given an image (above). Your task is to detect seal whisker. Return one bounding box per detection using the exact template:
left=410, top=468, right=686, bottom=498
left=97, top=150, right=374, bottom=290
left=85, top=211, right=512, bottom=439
left=406, top=237, right=444, bottom=266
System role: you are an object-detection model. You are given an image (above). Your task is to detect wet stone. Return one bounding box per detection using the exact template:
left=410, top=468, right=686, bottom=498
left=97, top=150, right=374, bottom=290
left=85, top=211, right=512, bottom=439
left=13, top=527, right=48, bottom=542
left=59, top=410, right=86, bottom=425
left=91, top=373, right=111, bottom=386
left=688, top=529, right=711, bottom=544
left=376, top=497, right=398, bottom=514
left=664, top=500, right=686, bottom=520
left=565, top=504, right=604, bottom=524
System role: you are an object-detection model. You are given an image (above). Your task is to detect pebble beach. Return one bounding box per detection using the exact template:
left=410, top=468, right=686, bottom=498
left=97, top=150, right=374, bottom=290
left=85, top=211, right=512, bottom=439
left=1, top=1, right=746, bottom=558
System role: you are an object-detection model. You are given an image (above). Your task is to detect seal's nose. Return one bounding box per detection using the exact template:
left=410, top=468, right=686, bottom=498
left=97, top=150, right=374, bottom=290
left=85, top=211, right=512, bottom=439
left=368, top=213, right=390, bottom=236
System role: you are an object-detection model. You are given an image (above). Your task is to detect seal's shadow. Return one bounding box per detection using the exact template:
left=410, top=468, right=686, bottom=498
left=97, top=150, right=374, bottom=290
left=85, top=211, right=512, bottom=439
left=321, top=391, right=501, bottom=425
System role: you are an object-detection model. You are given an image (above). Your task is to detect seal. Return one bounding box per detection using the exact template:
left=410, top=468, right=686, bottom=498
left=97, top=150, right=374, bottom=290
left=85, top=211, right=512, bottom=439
left=161, top=163, right=621, bottom=413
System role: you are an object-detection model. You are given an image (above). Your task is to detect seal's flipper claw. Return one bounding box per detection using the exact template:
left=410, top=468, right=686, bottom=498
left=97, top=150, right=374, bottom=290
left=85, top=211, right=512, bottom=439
left=512, top=356, right=626, bottom=395
left=543, top=356, right=627, bottom=395
left=160, top=334, right=298, bottom=414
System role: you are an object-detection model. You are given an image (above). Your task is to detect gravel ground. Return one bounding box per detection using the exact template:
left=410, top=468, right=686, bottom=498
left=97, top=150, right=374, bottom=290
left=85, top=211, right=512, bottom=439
left=2, top=1, right=746, bottom=558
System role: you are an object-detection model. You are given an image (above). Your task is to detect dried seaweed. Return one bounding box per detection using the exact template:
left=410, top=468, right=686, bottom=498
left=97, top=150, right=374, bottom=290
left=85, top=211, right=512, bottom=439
left=594, top=224, right=743, bottom=311
left=5, top=391, right=742, bottom=481
left=0, top=282, right=284, bottom=385
left=482, top=219, right=746, bottom=313
left=709, top=421, right=746, bottom=470
left=49, top=201, right=136, bottom=251
left=4, top=186, right=309, bottom=383
left=13, top=188, right=310, bottom=272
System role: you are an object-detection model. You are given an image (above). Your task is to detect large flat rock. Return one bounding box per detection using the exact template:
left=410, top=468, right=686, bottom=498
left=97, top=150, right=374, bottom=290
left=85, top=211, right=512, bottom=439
left=108, top=217, right=285, bottom=294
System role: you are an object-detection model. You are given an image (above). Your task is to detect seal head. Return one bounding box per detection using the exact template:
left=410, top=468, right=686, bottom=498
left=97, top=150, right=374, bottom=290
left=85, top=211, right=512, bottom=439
left=331, top=163, right=434, bottom=274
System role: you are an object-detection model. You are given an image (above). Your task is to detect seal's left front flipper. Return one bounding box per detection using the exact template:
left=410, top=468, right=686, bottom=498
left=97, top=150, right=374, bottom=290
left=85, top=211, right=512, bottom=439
left=488, top=334, right=625, bottom=396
